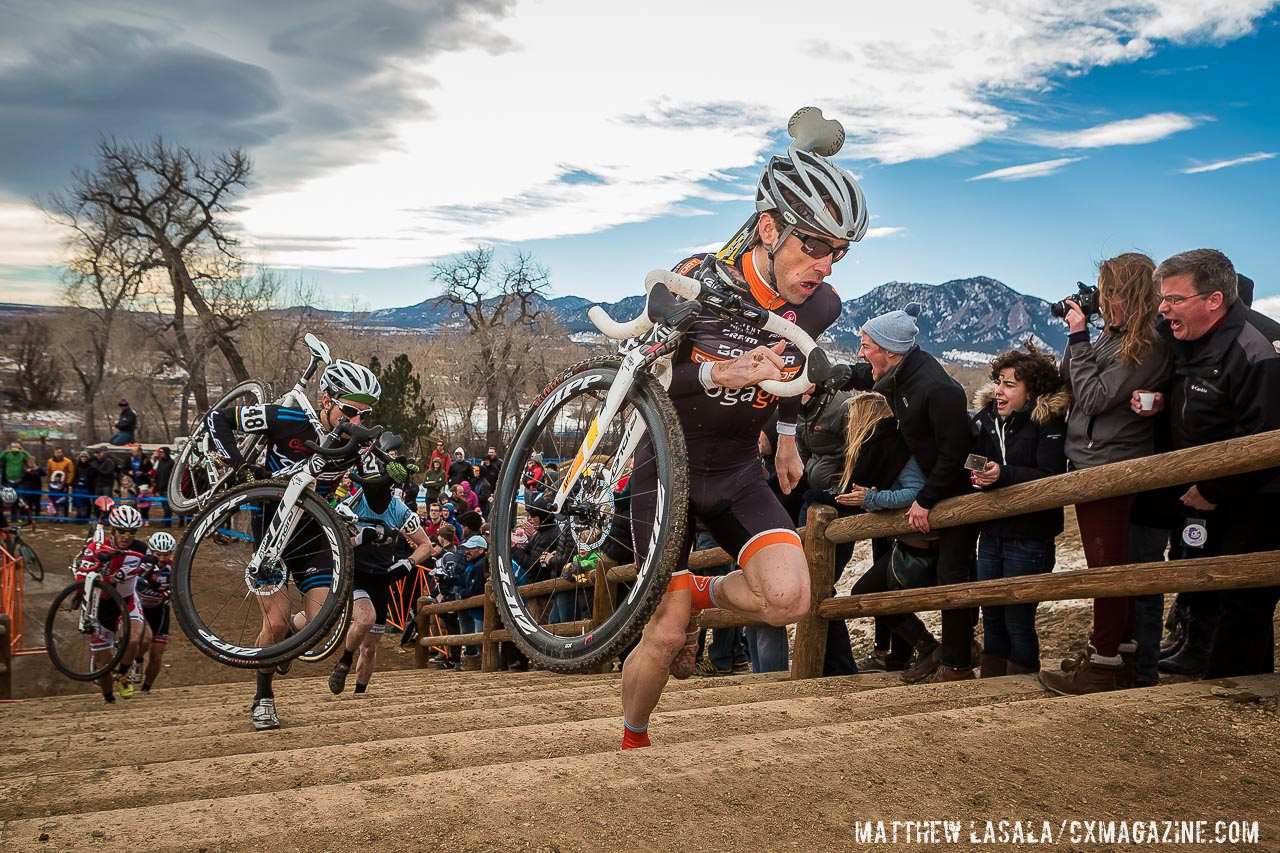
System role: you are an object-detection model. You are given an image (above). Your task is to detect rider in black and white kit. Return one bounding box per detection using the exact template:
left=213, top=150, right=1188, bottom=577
left=621, top=137, right=868, bottom=749
left=206, top=359, right=382, bottom=731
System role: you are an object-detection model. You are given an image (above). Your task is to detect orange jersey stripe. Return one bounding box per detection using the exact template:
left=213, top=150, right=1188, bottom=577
left=741, top=250, right=786, bottom=310
left=738, top=529, right=803, bottom=566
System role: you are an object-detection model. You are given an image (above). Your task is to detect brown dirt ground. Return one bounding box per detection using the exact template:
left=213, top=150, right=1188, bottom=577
left=4, top=516, right=1280, bottom=852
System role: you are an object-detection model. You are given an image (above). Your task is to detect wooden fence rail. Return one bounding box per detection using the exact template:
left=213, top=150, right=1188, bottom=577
left=415, top=429, right=1280, bottom=678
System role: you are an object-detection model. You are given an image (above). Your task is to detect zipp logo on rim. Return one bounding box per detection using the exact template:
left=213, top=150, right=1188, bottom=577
left=535, top=373, right=606, bottom=425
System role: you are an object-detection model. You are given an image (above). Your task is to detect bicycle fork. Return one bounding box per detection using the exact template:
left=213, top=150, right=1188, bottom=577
left=242, top=470, right=312, bottom=595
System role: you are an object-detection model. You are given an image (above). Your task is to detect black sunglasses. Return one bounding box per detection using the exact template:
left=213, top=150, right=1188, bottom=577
left=336, top=402, right=372, bottom=419
left=794, top=232, right=849, bottom=263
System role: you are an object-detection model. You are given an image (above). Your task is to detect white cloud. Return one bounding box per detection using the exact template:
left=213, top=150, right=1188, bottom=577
left=1, top=1, right=1276, bottom=285
left=1253, top=296, right=1280, bottom=323
left=968, top=158, right=1086, bottom=182
left=863, top=226, right=907, bottom=239
left=1026, top=113, right=1198, bottom=149
left=1181, top=151, right=1277, bottom=173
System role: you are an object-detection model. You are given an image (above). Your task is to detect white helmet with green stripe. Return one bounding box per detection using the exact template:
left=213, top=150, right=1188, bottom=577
left=321, top=360, right=381, bottom=405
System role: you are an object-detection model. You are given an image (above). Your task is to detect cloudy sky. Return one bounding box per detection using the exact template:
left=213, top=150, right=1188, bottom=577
left=1, top=0, right=1277, bottom=313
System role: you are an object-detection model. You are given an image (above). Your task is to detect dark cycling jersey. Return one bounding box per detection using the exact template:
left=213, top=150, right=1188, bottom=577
left=629, top=252, right=840, bottom=570
left=207, top=404, right=356, bottom=498
left=135, top=555, right=172, bottom=608
left=665, top=253, right=841, bottom=473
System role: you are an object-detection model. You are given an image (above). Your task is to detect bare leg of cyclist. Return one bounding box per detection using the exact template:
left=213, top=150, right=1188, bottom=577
left=703, top=543, right=810, bottom=627
left=94, top=649, right=116, bottom=701
left=619, top=588, right=693, bottom=748
left=353, top=630, right=378, bottom=693
left=143, top=639, right=167, bottom=692
left=330, top=598, right=374, bottom=695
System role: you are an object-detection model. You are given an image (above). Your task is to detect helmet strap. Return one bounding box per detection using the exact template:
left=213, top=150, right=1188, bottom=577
left=764, top=224, right=795, bottom=289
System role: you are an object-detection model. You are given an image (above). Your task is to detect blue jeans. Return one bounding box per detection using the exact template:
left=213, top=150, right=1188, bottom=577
left=707, top=626, right=747, bottom=671
left=458, top=607, right=483, bottom=656
left=746, top=625, right=789, bottom=673
left=548, top=589, right=590, bottom=624
left=977, top=534, right=1055, bottom=669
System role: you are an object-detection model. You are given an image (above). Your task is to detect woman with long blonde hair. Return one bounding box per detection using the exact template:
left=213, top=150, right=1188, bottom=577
left=822, top=392, right=939, bottom=676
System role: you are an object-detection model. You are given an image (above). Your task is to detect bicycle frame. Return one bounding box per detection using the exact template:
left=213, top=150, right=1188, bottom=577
left=549, top=269, right=828, bottom=514
left=75, top=570, right=105, bottom=635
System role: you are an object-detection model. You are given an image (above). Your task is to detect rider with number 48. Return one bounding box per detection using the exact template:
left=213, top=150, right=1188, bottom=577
left=203, top=358, right=384, bottom=732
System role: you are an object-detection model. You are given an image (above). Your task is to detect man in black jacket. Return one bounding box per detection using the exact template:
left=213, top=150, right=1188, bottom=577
left=88, top=447, right=120, bottom=498
left=1135, top=249, right=1280, bottom=678
left=839, top=302, right=977, bottom=681
left=110, top=399, right=138, bottom=446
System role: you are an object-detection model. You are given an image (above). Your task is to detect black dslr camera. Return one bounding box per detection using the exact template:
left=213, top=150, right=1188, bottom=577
left=1050, top=281, right=1100, bottom=320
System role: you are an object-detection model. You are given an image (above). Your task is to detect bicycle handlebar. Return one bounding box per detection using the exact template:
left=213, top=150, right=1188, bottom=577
left=588, top=269, right=837, bottom=398
left=302, top=422, right=386, bottom=459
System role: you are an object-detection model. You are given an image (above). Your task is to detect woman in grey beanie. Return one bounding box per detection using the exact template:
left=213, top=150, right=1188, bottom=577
left=861, top=302, right=922, bottom=354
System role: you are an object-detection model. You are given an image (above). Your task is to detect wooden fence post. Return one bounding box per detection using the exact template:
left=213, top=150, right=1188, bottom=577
left=414, top=594, right=431, bottom=669
left=481, top=581, right=501, bottom=672
left=792, top=503, right=836, bottom=680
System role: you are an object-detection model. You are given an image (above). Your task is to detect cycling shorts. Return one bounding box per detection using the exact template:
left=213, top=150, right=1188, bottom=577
left=353, top=570, right=392, bottom=633
left=252, top=512, right=336, bottom=595
left=629, top=440, right=801, bottom=577
left=89, top=593, right=144, bottom=653
left=143, top=603, right=171, bottom=645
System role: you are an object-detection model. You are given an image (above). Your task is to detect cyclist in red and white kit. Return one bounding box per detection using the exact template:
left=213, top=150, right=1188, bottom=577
left=620, top=137, right=868, bottom=748
left=75, top=504, right=151, bottom=702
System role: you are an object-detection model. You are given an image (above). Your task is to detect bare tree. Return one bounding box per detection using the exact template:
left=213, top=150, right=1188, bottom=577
left=64, top=136, right=254, bottom=412
left=432, top=247, right=552, bottom=450
left=42, top=200, right=155, bottom=444
left=5, top=318, right=65, bottom=409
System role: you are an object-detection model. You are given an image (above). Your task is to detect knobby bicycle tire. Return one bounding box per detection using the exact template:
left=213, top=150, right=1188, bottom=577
left=167, top=380, right=270, bottom=514
left=45, top=579, right=130, bottom=680
left=298, top=594, right=351, bottom=664
left=18, top=541, right=43, bottom=582
left=171, top=479, right=354, bottom=668
left=491, top=357, right=688, bottom=673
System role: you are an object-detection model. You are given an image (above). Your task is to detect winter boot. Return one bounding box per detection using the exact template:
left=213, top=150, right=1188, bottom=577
left=1158, top=611, right=1216, bottom=676
left=1005, top=659, right=1037, bottom=675
left=979, top=654, right=1008, bottom=678
left=1038, top=652, right=1122, bottom=695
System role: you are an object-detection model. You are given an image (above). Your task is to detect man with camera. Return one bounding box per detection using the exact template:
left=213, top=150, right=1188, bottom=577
left=1134, top=249, right=1280, bottom=679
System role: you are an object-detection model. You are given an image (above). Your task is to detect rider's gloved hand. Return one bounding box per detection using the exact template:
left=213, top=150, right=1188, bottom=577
left=388, top=558, right=414, bottom=580
left=387, top=460, right=419, bottom=485
left=353, top=525, right=385, bottom=548
left=235, top=463, right=268, bottom=484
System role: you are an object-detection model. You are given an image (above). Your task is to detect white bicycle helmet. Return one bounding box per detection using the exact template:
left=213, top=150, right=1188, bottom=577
left=321, top=360, right=382, bottom=405
left=148, top=531, right=177, bottom=553
left=0, top=487, right=15, bottom=504
left=756, top=146, right=868, bottom=243
left=107, top=504, right=143, bottom=531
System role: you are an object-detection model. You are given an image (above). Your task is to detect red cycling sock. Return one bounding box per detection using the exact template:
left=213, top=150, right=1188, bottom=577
left=621, top=724, right=650, bottom=750
left=688, top=574, right=718, bottom=613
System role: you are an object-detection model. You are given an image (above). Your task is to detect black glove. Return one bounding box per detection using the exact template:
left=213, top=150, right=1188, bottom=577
left=388, top=558, right=414, bottom=580
left=235, top=463, right=268, bottom=484
left=353, top=525, right=385, bottom=548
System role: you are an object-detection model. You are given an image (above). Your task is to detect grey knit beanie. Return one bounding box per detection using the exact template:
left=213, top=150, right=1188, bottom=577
left=862, top=302, right=922, bottom=354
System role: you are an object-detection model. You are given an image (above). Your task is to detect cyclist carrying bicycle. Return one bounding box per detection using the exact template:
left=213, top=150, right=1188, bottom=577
left=328, top=454, right=432, bottom=696
left=619, top=135, right=868, bottom=748
left=206, top=359, right=384, bottom=731
left=133, top=531, right=176, bottom=694
left=0, top=486, right=34, bottom=529
left=74, top=504, right=151, bottom=702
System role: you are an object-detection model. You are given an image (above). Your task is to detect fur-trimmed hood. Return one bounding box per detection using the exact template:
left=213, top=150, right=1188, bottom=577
left=973, top=385, right=1071, bottom=425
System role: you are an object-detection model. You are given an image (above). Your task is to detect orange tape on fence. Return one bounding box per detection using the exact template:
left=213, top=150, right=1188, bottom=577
left=0, top=545, right=23, bottom=652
